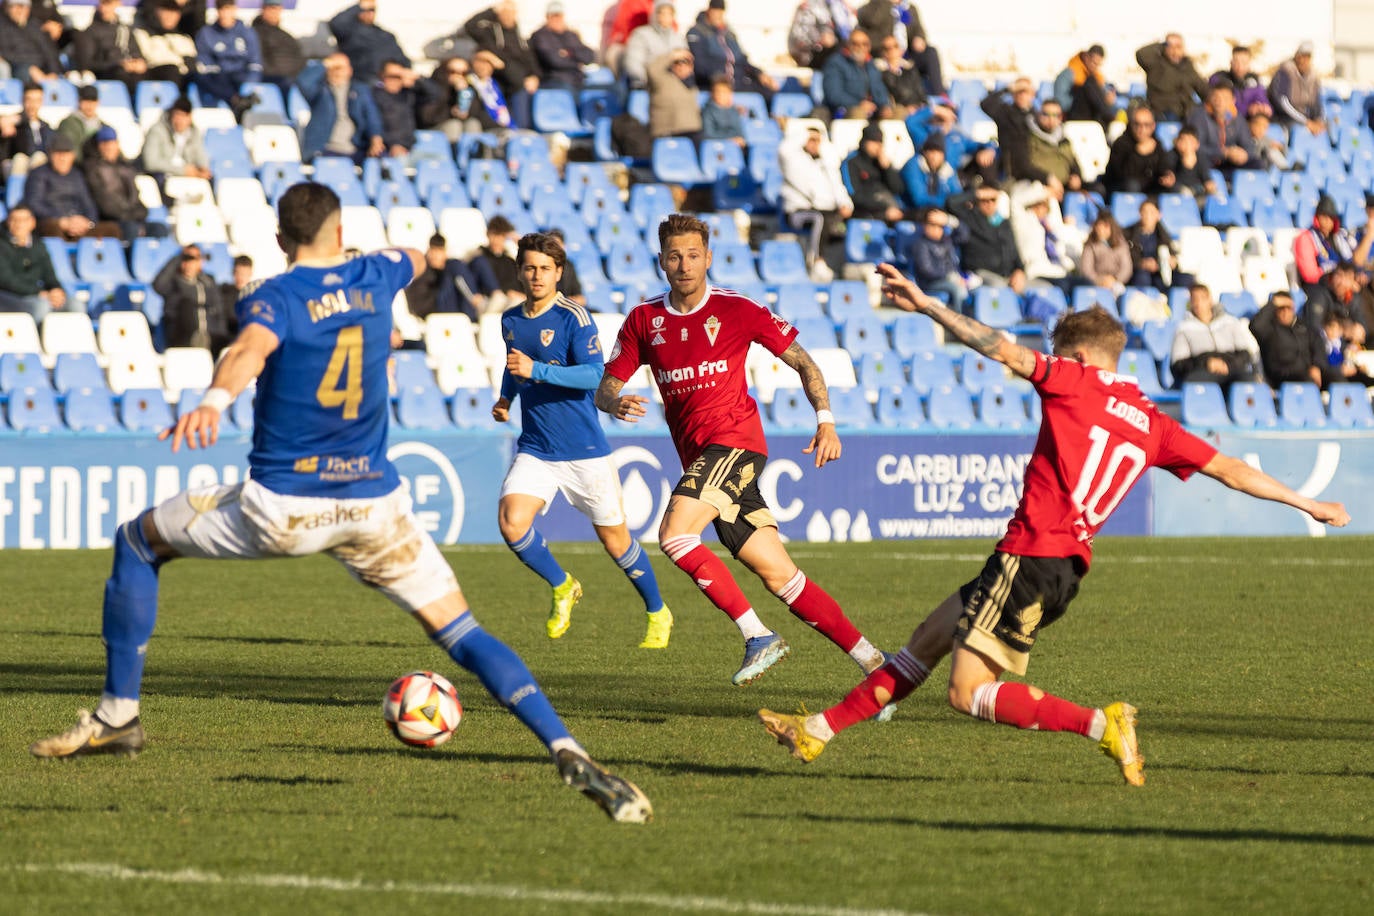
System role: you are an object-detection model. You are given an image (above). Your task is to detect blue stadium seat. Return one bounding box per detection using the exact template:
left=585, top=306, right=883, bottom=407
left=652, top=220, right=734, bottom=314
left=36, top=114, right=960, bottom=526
left=1228, top=382, right=1279, bottom=428
left=0, top=352, right=47, bottom=391
left=52, top=352, right=106, bottom=393
left=1157, top=193, right=1200, bottom=229
left=359, top=155, right=407, bottom=197
left=564, top=162, right=618, bottom=205
left=1278, top=381, right=1328, bottom=429
left=475, top=182, right=526, bottom=220
left=515, top=159, right=561, bottom=204
left=1248, top=198, right=1294, bottom=232
left=1202, top=194, right=1246, bottom=227
left=891, top=312, right=938, bottom=357
left=1110, top=192, right=1146, bottom=228
left=1276, top=171, right=1319, bottom=215
left=1327, top=382, right=1374, bottom=428
left=730, top=92, right=768, bottom=121
left=43, top=238, right=78, bottom=289
left=698, top=139, right=746, bottom=181
left=960, top=351, right=1007, bottom=392
left=628, top=183, right=675, bottom=231
left=830, top=386, right=875, bottom=428
left=591, top=115, right=619, bottom=162
left=135, top=80, right=180, bottom=118
left=177, top=388, right=237, bottom=431
left=395, top=384, right=452, bottom=429
left=742, top=117, right=781, bottom=148
left=770, top=389, right=815, bottom=430
left=7, top=174, right=26, bottom=209
left=0, top=77, right=20, bottom=106
left=529, top=187, right=577, bottom=228
left=241, top=81, right=285, bottom=117
left=411, top=130, right=453, bottom=163
left=1061, top=191, right=1103, bottom=226
left=875, top=385, right=924, bottom=428
left=856, top=349, right=906, bottom=392
left=594, top=211, right=639, bottom=250
left=424, top=182, right=472, bottom=217
left=120, top=388, right=174, bottom=432
left=888, top=221, right=917, bottom=270
left=1117, top=348, right=1164, bottom=396
left=605, top=240, right=660, bottom=285
left=373, top=179, right=421, bottom=219
left=76, top=237, right=133, bottom=283
left=844, top=219, right=894, bottom=262
left=712, top=171, right=764, bottom=212
left=909, top=349, right=957, bottom=393
left=652, top=137, right=705, bottom=185
left=532, top=88, right=589, bottom=135
left=414, top=157, right=461, bottom=198
left=7, top=385, right=62, bottom=432
left=927, top=384, right=976, bottom=429
left=1218, top=290, right=1258, bottom=319
left=197, top=242, right=233, bottom=283
left=391, top=352, right=437, bottom=392
left=258, top=160, right=308, bottom=199
left=129, top=237, right=176, bottom=283
left=748, top=141, right=780, bottom=182
left=625, top=89, right=649, bottom=123
left=579, top=185, right=627, bottom=227
left=464, top=159, right=511, bottom=198
left=971, top=286, right=1021, bottom=329
left=203, top=126, right=250, bottom=164
left=826, top=280, right=870, bottom=320
left=773, top=282, right=826, bottom=320
left=709, top=243, right=759, bottom=287
left=1181, top=382, right=1229, bottom=427
left=790, top=316, right=837, bottom=348
left=1231, top=170, right=1275, bottom=212
left=977, top=384, right=1031, bottom=429
left=1136, top=318, right=1174, bottom=365
left=455, top=132, right=502, bottom=169
left=64, top=386, right=119, bottom=432
left=578, top=87, right=622, bottom=123
left=770, top=92, right=813, bottom=119
left=95, top=80, right=133, bottom=112
left=758, top=239, right=809, bottom=285
left=41, top=78, right=78, bottom=108
left=840, top=311, right=889, bottom=352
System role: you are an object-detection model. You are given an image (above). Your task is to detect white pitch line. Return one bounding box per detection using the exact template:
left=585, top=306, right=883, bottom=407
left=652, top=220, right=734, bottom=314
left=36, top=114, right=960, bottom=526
left=7, top=863, right=934, bottom=916
left=442, top=543, right=1365, bottom=567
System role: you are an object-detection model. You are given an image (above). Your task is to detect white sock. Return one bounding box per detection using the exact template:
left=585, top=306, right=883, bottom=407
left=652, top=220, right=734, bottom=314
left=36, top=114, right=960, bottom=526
left=96, top=694, right=140, bottom=728
left=734, top=609, right=772, bottom=640
left=806, top=714, right=835, bottom=741
left=1087, top=709, right=1107, bottom=742
left=849, top=637, right=884, bottom=672
left=549, top=737, right=584, bottom=759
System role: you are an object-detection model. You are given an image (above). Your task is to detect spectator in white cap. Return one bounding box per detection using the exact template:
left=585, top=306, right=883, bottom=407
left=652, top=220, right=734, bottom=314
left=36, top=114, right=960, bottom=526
left=1269, top=41, right=1326, bottom=135
left=530, top=1, right=596, bottom=90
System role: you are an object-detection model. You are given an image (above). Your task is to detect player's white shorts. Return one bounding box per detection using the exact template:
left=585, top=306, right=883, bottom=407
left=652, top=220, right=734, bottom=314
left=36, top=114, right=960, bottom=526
left=499, top=452, right=626, bottom=527
left=151, top=478, right=459, bottom=613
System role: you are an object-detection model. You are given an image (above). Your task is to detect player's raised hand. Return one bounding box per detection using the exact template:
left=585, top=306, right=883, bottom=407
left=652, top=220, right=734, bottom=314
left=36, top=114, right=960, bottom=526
left=613, top=393, right=649, bottom=422
left=160, top=406, right=220, bottom=453
left=1310, top=500, right=1351, bottom=527
left=491, top=396, right=511, bottom=422
left=876, top=263, right=934, bottom=314
left=803, top=423, right=842, bottom=468
left=506, top=349, right=535, bottom=379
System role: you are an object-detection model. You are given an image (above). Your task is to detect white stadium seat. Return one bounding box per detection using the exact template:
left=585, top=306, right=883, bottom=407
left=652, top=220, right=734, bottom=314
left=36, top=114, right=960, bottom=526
left=435, top=358, right=495, bottom=395
left=424, top=314, right=481, bottom=360
left=41, top=312, right=98, bottom=356
left=249, top=125, right=303, bottom=165
left=340, top=205, right=388, bottom=251
left=438, top=208, right=488, bottom=260
left=97, top=312, right=156, bottom=359
left=391, top=291, right=424, bottom=345
left=827, top=118, right=866, bottom=156
left=1176, top=226, right=1224, bottom=275
left=1064, top=120, right=1110, bottom=182
left=385, top=206, right=437, bottom=251
left=214, top=177, right=270, bottom=225
left=1242, top=255, right=1290, bottom=296
left=476, top=313, right=507, bottom=371
left=162, top=347, right=215, bottom=394
left=0, top=312, right=42, bottom=354
left=878, top=119, right=915, bottom=168
left=107, top=354, right=164, bottom=393
left=173, top=202, right=229, bottom=245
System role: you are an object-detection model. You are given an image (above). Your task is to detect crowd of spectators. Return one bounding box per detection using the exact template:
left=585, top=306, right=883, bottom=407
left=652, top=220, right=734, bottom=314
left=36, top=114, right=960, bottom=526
left=0, top=0, right=1370, bottom=400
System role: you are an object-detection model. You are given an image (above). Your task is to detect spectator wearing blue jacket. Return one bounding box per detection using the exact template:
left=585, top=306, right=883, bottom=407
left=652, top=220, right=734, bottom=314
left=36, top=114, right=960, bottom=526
left=298, top=54, right=385, bottom=163
left=901, top=133, right=960, bottom=210
left=329, top=1, right=411, bottom=94
left=193, top=0, right=261, bottom=115
left=820, top=29, right=890, bottom=119
left=908, top=206, right=967, bottom=311
left=686, top=0, right=777, bottom=97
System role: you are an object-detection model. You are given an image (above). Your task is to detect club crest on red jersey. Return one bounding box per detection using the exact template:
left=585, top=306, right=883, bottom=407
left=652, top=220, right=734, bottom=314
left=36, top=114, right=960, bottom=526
left=704, top=315, right=721, bottom=346
left=652, top=315, right=665, bottom=330
left=541, top=329, right=555, bottom=347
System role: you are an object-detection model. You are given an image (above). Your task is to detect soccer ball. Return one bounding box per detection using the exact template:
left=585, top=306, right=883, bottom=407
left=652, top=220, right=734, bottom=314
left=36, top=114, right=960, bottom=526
left=382, top=671, right=462, bottom=748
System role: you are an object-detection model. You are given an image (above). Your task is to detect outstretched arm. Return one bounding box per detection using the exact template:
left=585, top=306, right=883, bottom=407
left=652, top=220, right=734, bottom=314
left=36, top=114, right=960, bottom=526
left=594, top=371, right=647, bottom=421
left=778, top=340, right=841, bottom=467
left=876, top=263, right=1039, bottom=379
left=1200, top=453, right=1350, bottom=527
left=160, top=323, right=280, bottom=452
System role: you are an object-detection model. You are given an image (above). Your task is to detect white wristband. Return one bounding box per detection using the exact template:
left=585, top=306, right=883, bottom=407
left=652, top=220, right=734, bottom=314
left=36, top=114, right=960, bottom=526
left=816, top=409, right=835, bottom=426
left=199, top=387, right=233, bottom=413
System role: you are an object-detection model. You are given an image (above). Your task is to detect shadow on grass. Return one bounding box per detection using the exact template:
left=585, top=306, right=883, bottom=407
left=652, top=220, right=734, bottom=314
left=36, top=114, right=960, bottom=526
left=788, top=812, right=1374, bottom=847
left=218, top=774, right=347, bottom=786
left=13, top=630, right=412, bottom=649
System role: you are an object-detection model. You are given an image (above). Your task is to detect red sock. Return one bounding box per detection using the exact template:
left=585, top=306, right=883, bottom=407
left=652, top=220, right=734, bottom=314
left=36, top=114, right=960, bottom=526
left=776, top=572, right=862, bottom=651
left=985, top=682, right=1095, bottom=735
left=661, top=535, right=752, bottom=620
left=823, top=651, right=928, bottom=733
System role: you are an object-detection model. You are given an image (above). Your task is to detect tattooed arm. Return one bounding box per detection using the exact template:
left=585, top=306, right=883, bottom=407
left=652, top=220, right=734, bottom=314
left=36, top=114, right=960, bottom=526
left=594, top=371, right=648, bottom=420
left=778, top=340, right=842, bottom=468
left=875, top=263, right=1039, bottom=379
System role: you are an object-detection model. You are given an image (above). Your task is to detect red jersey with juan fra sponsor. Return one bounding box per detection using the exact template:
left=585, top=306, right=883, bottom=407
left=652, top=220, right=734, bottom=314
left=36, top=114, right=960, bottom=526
left=604, top=287, right=798, bottom=466
left=1000, top=351, right=1218, bottom=571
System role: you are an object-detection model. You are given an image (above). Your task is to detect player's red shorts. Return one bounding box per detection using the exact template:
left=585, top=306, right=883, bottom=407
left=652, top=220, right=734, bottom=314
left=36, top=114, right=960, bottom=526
left=953, top=552, right=1083, bottom=675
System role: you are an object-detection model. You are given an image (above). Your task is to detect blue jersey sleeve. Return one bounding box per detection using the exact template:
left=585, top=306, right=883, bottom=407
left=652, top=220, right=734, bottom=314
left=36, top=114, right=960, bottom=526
left=236, top=281, right=287, bottom=342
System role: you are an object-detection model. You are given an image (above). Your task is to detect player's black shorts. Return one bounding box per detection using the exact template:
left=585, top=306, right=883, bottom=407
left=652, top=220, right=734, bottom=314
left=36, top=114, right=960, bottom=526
left=672, top=445, right=776, bottom=556
left=953, top=552, right=1082, bottom=676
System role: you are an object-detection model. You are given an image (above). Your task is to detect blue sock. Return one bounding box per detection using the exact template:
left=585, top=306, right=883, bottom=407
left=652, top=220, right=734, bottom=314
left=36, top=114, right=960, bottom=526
left=102, top=517, right=162, bottom=702
left=615, top=540, right=664, bottom=613
left=431, top=613, right=572, bottom=749
left=506, top=527, right=566, bottom=588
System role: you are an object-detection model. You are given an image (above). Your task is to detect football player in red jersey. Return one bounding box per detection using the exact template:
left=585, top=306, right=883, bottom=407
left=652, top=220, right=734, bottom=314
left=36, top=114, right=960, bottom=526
left=597, top=214, right=890, bottom=687
left=761, top=263, right=1351, bottom=785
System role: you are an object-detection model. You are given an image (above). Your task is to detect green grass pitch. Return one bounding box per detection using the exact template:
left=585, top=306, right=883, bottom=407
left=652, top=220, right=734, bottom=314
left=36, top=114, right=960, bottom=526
left=2, top=537, right=1372, bottom=915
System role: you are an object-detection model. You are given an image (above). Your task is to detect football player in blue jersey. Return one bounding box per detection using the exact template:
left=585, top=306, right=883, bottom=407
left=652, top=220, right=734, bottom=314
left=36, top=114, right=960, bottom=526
left=492, top=233, right=673, bottom=648
left=29, top=184, right=652, bottom=823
